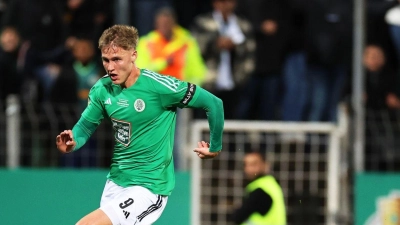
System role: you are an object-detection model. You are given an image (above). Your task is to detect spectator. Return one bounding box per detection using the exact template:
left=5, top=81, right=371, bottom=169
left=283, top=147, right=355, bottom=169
left=2, top=0, right=68, bottom=102
left=191, top=0, right=255, bottom=119
left=136, top=7, right=206, bottom=85
left=51, top=38, right=102, bottom=168
left=280, top=0, right=309, bottom=142
left=131, top=0, right=172, bottom=36
left=0, top=27, right=26, bottom=103
left=235, top=0, right=291, bottom=120
left=51, top=38, right=102, bottom=110
left=363, top=44, right=400, bottom=171
left=281, top=0, right=308, bottom=123
left=304, top=0, right=353, bottom=122
left=231, top=151, right=286, bottom=225
left=363, top=44, right=400, bottom=110
left=63, top=0, right=113, bottom=50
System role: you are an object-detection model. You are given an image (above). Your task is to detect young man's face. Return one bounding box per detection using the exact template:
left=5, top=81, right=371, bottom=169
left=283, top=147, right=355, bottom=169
left=101, top=45, right=137, bottom=86
left=244, top=153, right=269, bottom=180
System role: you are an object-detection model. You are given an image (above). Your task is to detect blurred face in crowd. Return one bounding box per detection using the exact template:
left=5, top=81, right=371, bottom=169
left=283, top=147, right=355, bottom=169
left=213, top=0, right=236, bottom=17
left=244, top=153, right=270, bottom=181
left=73, top=39, right=95, bottom=64
left=101, top=45, right=137, bottom=87
left=155, top=13, right=175, bottom=40
left=68, top=0, right=84, bottom=10
left=0, top=27, right=20, bottom=53
left=363, top=45, right=386, bottom=72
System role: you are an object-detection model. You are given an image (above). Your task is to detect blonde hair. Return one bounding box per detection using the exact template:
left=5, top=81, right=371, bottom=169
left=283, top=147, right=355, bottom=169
left=98, top=25, right=139, bottom=50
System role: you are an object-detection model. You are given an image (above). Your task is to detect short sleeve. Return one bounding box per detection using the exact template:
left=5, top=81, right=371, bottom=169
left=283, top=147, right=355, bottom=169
left=81, top=83, right=105, bottom=124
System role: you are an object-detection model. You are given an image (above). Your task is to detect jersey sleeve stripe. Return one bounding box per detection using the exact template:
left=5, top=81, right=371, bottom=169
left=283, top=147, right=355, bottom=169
left=143, top=69, right=178, bottom=85
left=147, top=71, right=178, bottom=85
left=142, top=70, right=180, bottom=92
left=143, top=70, right=179, bottom=88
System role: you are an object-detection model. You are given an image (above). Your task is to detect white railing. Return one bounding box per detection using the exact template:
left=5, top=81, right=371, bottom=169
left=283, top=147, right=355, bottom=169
left=5, top=95, right=20, bottom=169
left=190, top=106, right=349, bottom=225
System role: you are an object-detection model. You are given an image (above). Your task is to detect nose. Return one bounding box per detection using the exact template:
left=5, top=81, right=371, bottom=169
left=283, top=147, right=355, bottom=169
left=105, top=62, right=114, bottom=73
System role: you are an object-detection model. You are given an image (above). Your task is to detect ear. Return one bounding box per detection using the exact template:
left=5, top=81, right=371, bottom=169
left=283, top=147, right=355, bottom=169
left=131, top=50, right=137, bottom=63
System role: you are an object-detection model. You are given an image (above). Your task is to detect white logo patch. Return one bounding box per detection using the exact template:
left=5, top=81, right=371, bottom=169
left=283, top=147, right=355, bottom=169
left=104, top=98, right=112, bottom=105
left=134, top=99, right=145, bottom=112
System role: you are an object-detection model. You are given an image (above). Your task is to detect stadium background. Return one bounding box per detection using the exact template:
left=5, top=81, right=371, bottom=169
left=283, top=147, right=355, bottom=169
left=1, top=0, right=400, bottom=225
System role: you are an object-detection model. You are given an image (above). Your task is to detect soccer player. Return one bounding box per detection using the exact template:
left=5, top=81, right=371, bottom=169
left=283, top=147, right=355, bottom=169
left=55, top=25, right=224, bottom=225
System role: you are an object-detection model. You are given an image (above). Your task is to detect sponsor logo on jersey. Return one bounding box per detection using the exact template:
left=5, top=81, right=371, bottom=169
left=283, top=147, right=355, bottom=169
left=117, top=99, right=129, bottom=107
left=134, top=99, right=145, bottom=112
left=104, top=98, right=112, bottom=105
left=181, top=83, right=196, bottom=105
left=111, top=118, right=131, bottom=146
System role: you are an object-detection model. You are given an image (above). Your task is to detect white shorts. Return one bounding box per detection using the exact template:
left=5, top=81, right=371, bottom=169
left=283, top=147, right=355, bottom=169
left=99, top=180, right=168, bottom=225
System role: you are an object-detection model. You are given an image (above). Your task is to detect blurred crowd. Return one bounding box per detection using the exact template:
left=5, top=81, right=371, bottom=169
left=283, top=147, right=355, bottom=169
left=0, top=0, right=399, bottom=123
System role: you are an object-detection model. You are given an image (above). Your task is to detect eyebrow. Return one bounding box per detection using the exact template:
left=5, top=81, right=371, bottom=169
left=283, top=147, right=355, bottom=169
left=102, top=56, right=121, bottom=61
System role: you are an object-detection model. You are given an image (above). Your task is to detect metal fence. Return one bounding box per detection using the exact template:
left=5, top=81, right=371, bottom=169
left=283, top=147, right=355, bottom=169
left=0, top=100, right=5, bottom=167
left=190, top=109, right=350, bottom=225
left=1, top=96, right=114, bottom=168
left=0, top=95, right=192, bottom=169
left=365, top=109, right=400, bottom=171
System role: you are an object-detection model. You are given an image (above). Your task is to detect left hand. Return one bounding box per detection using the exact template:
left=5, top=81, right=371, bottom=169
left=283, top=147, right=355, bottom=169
left=193, top=141, right=220, bottom=159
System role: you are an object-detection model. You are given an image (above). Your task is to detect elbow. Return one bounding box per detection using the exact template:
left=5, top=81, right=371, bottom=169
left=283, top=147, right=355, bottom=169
left=216, top=97, right=224, bottom=111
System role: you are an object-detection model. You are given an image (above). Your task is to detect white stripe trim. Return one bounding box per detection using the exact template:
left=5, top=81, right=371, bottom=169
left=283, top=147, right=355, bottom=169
left=142, top=71, right=180, bottom=92
left=143, top=70, right=178, bottom=86
left=143, top=70, right=179, bottom=87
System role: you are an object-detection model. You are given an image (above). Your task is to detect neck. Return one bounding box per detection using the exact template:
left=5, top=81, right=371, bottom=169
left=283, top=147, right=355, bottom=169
left=121, top=66, right=140, bottom=88
left=159, top=30, right=173, bottom=41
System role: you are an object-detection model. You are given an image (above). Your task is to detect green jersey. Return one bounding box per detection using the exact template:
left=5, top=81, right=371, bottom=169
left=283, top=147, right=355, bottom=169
left=78, top=69, right=223, bottom=195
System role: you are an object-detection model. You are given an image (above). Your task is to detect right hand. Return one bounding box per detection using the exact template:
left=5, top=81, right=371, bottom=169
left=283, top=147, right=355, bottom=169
left=193, top=141, right=220, bottom=159
left=56, top=130, right=76, bottom=153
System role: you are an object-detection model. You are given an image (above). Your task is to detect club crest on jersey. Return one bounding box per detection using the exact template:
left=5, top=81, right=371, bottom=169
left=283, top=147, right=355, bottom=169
left=134, top=99, right=145, bottom=112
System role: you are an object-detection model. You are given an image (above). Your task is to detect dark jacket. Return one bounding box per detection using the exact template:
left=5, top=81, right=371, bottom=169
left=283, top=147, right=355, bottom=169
left=237, top=0, right=291, bottom=75
left=191, top=12, right=255, bottom=92
left=305, top=0, right=353, bottom=66
left=366, top=66, right=397, bottom=109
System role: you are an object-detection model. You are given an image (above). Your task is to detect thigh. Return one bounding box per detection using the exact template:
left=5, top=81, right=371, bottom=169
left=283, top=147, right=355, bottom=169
left=100, top=185, right=168, bottom=225
left=100, top=180, right=125, bottom=207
